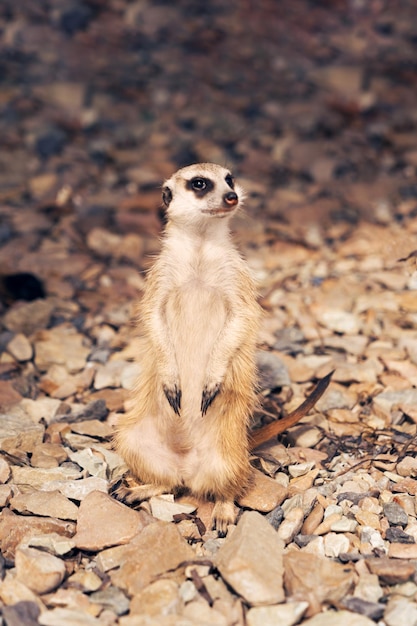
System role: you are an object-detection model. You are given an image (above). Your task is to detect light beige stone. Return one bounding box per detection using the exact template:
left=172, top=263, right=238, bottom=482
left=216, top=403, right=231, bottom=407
left=10, top=489, right=78, bottom=521
left=15, top=546, right=66, bottom=594
left=238, top=469, right=287, bottom=512
left=216, top=510, right=285, bottom=606
left=247, top=602, right=308, bottom=626
left=0, top=413, right=44, bottom=453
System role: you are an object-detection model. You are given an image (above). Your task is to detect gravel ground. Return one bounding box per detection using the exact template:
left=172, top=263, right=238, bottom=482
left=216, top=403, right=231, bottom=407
left=1, top=1, right=417, bottom=624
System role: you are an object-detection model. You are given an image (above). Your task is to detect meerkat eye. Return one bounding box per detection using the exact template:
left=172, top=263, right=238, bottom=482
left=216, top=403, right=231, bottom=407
left=191, top=177, right=207, bottom=191
left=225, top=174, right=234, bottom=190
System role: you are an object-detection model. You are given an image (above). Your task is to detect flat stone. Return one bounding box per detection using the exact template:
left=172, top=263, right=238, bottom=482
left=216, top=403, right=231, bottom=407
left=38, top=608, right=102, bottom=626
left=34, top=325, right=90, bottom=373
left=149, top=495, right=196, bottom=522
left=238, top=469, right=288, bottom=512
left=247, top=602, right=309, bottom=626
left=3, top=299, right=54, bottom=336
left=383, top=502, right=408, bottom=527
left=301, top=609, right=375, bottom=626
left=31, top=443, right=68, bottom=469
left=324, top=533, right=350, bottom=558
left=41, top=477, right=108, bottom=500
left=0, top=512, right=75, bottom=560
left=397, top=456, right=417, bottom=478
left=366, top=556, right=416, bottom=584
left=256, top=350, right=291, bottom=390
left=0, top=456, right=11, bottom=483
left=384, top=598, right=417, bottom=626
left=129, top=579, right=180, bottom=616
left=343, top=598, right=385, bottom=621
left=67, top=569, right=102, bottom=592
left=7, top=333, right=33, bottom=361
left=277, top=508, right=304, bottom=544
left=0, top=572, right=45, bottom=611
left=74, top=491, right=150, bottom=550
left=2, top=601, right=41, bottom=626
left=353, top=573, right=383, bottom=603
left=90, top=587, right=130, bottom=616
left=312, top=306, right=360, bottom=335
left=0, top=484, right=12, bottom=507
left=110, top=521, right=194, bottom=596
left=284, top=552, right=355, bottom=609
left=19, top=397, right=62, bottom=424
left=15, top=546, right=66, bottom=594
left=10, top=490, right=78, bottom=521
left=28, top=532, right=76, bottom=556
left=216, top=510, right=285, bottom=606
left=388, top=543, right=417, bottom=559
left=68, top=448, right=107, bottom=479
left=0, top=413, right=44, bottom=452
left=12, top=465, right=81, bottom=489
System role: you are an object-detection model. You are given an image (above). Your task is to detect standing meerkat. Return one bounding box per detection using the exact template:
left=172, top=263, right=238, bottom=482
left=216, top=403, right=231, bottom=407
left=114, top=162, right=262, bottom=535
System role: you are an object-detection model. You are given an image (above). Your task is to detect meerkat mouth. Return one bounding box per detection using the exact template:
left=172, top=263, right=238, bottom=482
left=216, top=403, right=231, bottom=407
left=202, top=206, right=237, bottom=217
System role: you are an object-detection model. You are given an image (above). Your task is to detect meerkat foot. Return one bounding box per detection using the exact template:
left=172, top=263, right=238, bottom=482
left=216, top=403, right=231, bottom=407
left=111, top=476, right=172, bottom=505
left=201, top=382, right=221, bottom=415
left=211, top=500, right=237, bottom=537
left=163, top=384, right=182, bottom=415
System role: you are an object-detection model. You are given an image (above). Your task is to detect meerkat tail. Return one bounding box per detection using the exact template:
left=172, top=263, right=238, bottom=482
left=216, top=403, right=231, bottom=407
left=250, top=370, right=333, bottom=449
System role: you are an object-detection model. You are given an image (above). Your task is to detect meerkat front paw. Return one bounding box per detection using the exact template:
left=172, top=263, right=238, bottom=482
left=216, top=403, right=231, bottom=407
left=211, top=500, right=237, bottom=537
left=201, top=381, right=221, bottom=415
left=163, top=383, right=182, bottom=415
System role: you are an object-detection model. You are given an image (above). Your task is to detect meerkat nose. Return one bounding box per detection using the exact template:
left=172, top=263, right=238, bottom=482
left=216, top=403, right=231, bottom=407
left=223, top=191, right=238, bottom=206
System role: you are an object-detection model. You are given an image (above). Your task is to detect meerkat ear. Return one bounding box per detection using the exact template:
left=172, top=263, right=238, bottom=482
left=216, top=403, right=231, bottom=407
left=162, top=186, right=173, bottom=207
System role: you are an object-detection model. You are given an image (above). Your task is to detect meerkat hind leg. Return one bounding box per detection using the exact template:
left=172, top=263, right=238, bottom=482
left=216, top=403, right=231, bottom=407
left=212, top=500, right=237, bottom=537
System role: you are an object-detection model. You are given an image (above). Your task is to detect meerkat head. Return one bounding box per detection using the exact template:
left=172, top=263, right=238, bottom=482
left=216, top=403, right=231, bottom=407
left=162, top=163, right=244, bottom=227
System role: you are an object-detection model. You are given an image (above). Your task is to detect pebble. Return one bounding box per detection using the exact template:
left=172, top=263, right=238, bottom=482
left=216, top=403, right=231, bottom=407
left=28, top=532, right=76, bottom=555
left=288, top=461, right=316, bottom=478
left=15, top=546, right=66, bottom=594
left=0, top=457, right=11, bottom=483
left=302, top=609, right=376, bottom=626
left=277, top=507, right=304, bottom=544
left=74, top=491, right=150, bottom=550
left=34, top=325, right=90, bottom=373
left=383, top=502, right=408, bottom=527
left=343, top=598, right=385, bottom=621
left=90, top=587, right=130, bottom=616
left=384, top=598, right=417, bottom=626
left=216, top=510, right=285, bottom=605
left=2, top=602, right=41, bottom=626
left=397, top=456, right=417, bottom=478
left=19, top=397, right=62, bottom=424
left=149, top=495, right=196, bottom=521
left=246, top=602, right=308, bottom=626
left=38, top=608, right=102, bottom=626
left=6, top=333, right=33, bottom=361
left=353, top=573, right=383, bottom=603
left=388, top=543, right=417, bottom=559
left=301, top=502, right=324, bottom=534
left=3, top=299, right=54, bottom=336
left=0, top=572, right=45, bottom=611
left=324, top=532, right=350, bottom=558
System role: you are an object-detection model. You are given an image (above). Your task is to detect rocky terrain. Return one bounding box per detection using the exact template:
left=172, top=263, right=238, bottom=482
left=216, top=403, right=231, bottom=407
left=1, top=0, right=417, bottom=624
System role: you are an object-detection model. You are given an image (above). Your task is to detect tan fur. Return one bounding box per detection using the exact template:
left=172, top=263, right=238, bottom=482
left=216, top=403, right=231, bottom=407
left=114, top=163, right=261, bottom=534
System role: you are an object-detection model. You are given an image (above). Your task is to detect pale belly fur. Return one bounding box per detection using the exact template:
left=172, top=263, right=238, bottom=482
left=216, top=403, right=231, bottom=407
left=126, top=281, right=231, bottom=489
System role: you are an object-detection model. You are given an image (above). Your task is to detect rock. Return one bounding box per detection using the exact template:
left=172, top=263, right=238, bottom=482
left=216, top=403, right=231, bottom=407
left=110, top=522, right=194, bottom=596
left=74, top=491, right=150, bottom=550
left=67, top=448, right=107, bottom=479
left=6, top=333, right=33, bottom=361
left=216, top=510, right=285, bottom=606
left=311, top=305, right=360, bottom=335
left=0, top=413, right=44, bottom=452
left=397, top=456, right=417, bottom=478
left=383, top=502, right=408, bottom=527
left=0, top=456, right=11, bottom=483
left=0, top=382, right=23, bottom=410
left=0, top=484, right=12, bottom=507
left=10, top=490, right=78, bottom=521
left=34, top=325, right=90, bottom=373
left=388, top=543, right=417, bottom=559
left=67, top=569, right=102, bottom=592
left=366, top=556, right=416, bottom=584
left=301, top=609, right=376, bottom=625
left=385, top=527, right=415, bottom=543
left=31, top=443, right=68, bottom=469
left=129, top=579, right=180, bottom=616
left=41, top=476, right=108, bottom=500
left=247, top=603, right=309, bottom=626
left=28, top=532, right=76, bottom=556
left=15, top=546, right=66, bottom=594
left=384, top=598, right=417, bottom=626
left=3, top=299, right=54, bottom=336
left=256, top=350, right=291, bottom=390
left=284, top=552, right=355, bottom=612
left=353, top=573, right=383, bottom=603
left=324, top=533, right=350, bottom=558
left=12, top=465, right=81, bottom=489
left=90, top=587, right=130, bottom=616
left=38, top=608, right=101, bottom=626
left=2, top=601, right=41, bottom=626
left=149, top=495, right=196, bottom=522
left=301, top=503, right=324, bottom=535
left=19, top=397, right=62, bottom=424
left=0, top=512, right=75, bottom=560
left=238, top=469, right=288, bottom=512
left=277, top=508, right=304, bottom=544
left=288, top=461, right=316, bottom=478
left=342, top=598, right=385, bottom=621
left=0, top=572, right=45, bottom=611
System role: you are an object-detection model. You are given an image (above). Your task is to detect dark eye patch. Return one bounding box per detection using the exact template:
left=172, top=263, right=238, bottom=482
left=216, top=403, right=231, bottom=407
left=162, top=186, right=173, bottom=206
left=186, top=177, right=214, bottom=197
left=225, top=174, right=234, bottom=190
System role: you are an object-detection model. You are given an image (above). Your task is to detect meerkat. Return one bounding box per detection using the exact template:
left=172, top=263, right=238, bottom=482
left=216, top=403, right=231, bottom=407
left=114, top=162, right=332, bottom=535
left=114, top=163, right=262, bottom=535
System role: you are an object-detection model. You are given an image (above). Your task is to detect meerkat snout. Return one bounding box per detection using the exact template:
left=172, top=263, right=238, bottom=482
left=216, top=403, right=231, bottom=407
left=223, top=191, right=238, bottom=207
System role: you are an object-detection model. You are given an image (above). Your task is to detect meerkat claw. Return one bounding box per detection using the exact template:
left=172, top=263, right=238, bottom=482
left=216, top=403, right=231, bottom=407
left=163, top=384, right=181, bottom=415
left=201, top=383, right=221, bottom=415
